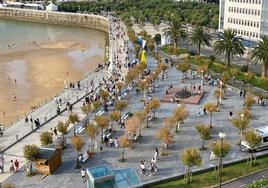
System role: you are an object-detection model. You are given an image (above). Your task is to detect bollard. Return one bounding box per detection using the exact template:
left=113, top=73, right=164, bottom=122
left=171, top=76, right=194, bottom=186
left=16, top=134, right=19, bottom=142
left=31, top=125, right=33, bottom=131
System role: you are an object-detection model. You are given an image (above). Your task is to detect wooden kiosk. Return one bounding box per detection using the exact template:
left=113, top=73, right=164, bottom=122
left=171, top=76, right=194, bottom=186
left=34, top=147, right=62, bottom=175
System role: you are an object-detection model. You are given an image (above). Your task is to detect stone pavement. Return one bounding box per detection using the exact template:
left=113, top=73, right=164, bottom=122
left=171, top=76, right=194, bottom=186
left=3, top=52, right=268, bottom=188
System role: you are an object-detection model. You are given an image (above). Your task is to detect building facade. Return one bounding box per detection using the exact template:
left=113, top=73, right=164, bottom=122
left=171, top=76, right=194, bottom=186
left=219, top=0, right=268, bottom=45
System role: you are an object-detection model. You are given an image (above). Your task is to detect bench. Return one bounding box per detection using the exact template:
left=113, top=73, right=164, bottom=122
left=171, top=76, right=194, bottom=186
left=96, top=110, right=105, bottom=116
left=76, top=126, right=86, bottom=134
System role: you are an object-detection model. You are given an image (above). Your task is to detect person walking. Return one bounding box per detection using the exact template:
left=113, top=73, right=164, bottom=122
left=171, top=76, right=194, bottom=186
left=9, top=160, right=14, bottom=173
left=14, top=159, right=19, bottom=172
left=203, top=107, right=208, bottom=116
left=0, top=153, right=4, bottom=173
left=25, top=116, right=28, bottom=126
left=53, top=127, right=58, bottom=137
left=154, top=147, right=159, bottom=161
left=104, top=136, right=109, bottom=147
left=81, top=168, right=86, bottom=183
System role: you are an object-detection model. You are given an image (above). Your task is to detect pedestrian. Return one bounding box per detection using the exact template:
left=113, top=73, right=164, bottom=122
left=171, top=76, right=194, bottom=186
left=140, top=161, right=146, bottom=175
left=240, top=90, right=243, bottom=99
left=25, top=116, right=28, bottom=126
left=229, top=110, right=233, bottom=120
left=203, top=107, right=208, bottom=116
left=81, top=168, right=86, bottom=183
left=9, top=160, right=14, bottom=172
left=14, top=159, right=19, bottom=172
left=154, top=147, right=159, bottom=160
left=53, top=127, right=58, bottom=137
left=30, top=116, right=33, bottom=125
left=100, top=145, right=103, bottom=152
left=109, top=137, right=114, bottom=147
left=243, top=90, right=246, bottom=98
left=0, top=153, right=4, bottom=173
left=104, top=136, right=109, bottom=147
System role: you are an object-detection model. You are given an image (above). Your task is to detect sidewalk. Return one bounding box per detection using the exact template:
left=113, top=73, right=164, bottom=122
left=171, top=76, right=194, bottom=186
left=220, top=168, right=268, bottom=188
left=0, top=15, right=129, bottom=183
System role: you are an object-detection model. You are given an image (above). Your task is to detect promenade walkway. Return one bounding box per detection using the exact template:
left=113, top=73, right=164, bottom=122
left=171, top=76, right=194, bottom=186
left=0, top=15, right=129, bottom=184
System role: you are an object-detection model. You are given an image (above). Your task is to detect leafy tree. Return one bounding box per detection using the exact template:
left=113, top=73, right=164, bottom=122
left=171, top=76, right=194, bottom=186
left=244, top=93, right=254, bottom=108
left=138, top=79, right=149, bottom=101
left=109, top=111, right=121, bottom=129
left=214, top=89, right=223, bottom=107
left=2, top=183, right=15, bottom=188
left=86, top=124, right=99, bottom=153
left=211, top=140, right=230, bottom=173
left=230, top=68, right=239, bottom=79
left=23, top=144, right=39, bottom=175
left=244, top=130, right=262, bottom=166
left=114, top=100, right=127, bottom=122
left=188, top=25, right=211, bottom=55
left=125, top=116, right=139, bottom=141
left=204, top=103, right=217, bottom=128
left=68, top=113, right=80, bottom=125
left=164, top=19, right=187, bottom=53
left=115, top=81, right=124, bottom=96
left=244, top=72, right=255, bottom=83
left=57, top=121, right=69, bottom=145
left=134, top=111, right=146, bottom=136
left=40, top=131, right=53, bottom=146
left=118, top=135, right=131, bottom=162
left=231, top=117, right=249, bottom=144
left=154, top=33, right=162, bottom=45
left=156, top=127, right=173, bottom=155
left=149, top=97, right=161, bottom=118
left=221, top=71, right=230, bottom=83
left=91, top=101, right=102, bottom=115
left=238, top=107, right=251, bottom=120
left=94, top=115, right=109, bottom=142
left=214, top=29, right=245, bottom=66
left=250, top=36, right=268, bottom=79
left=171, top=104, right=189, bottom=132
left=196, top=124, right=210, bottom=150
left=180, top=148, right=202, bottom=184
left=80, top=103, right=91, bottom=117
left=99, top=89, right=109, bottom=102
left=71, top=135, right=84, bottom=169
left=177, top=59, right=190, bottom=82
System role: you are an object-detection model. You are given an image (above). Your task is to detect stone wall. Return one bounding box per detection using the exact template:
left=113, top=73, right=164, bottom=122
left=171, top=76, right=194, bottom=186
left=0, top=8, right=109, bottom=33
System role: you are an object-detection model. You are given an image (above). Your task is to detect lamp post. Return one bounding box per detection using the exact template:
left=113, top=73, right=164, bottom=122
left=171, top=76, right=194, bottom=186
left=201, top=70, right=204, bottom=87
left=219, top=80, right=223, bottom=105
left=240, top=113, right=244, bottom=121
left=218, top=132, right=226, bottom=188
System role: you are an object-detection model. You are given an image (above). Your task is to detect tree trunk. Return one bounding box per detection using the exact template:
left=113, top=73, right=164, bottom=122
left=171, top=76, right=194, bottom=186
left=139, top=123, right=142, bottom=136
left=101, top=129, right=104, bottom=142
left=227, top=54, right=231, bottom=67
left=198, top=44, right=201, bottom=56
left=146, top=115, right=149, bottom=128
left=121, top=147, right=125, bottom=160
left=261, top=63, right=267, bottom=79
left=29, top=161, right=33, bottom=174
left=209, top=114, right=213, bottom=128
left=175, top=121, right=180, bottom=132
left=173, top=42, right=177, bottom=54
left=153, top=109, right=156, bottom=118
left=202, top=139, right=205, bottom=150
left=76, top=151, right=80, bottom=168
left=250, top=150, right=254, bottom=166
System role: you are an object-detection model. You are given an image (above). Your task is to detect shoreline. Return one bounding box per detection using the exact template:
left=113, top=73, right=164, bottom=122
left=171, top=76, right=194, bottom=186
left=0, top=39, right=105, bottom=127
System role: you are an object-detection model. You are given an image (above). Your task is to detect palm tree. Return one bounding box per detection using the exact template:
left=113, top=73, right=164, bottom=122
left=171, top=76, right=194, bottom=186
left=250, top=36, right=268, bottom=79
left=214, top=29, right=245, bottom=66
left=164, top=19, right=187, bottom=53
left=188, top=25, right=212, bottom=55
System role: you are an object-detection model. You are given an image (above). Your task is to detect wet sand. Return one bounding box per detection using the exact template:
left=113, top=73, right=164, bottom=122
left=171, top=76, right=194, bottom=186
left=0, top=40, right=104, bottom=127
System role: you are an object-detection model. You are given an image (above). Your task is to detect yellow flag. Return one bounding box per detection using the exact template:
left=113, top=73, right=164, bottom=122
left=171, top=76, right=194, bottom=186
left=140, top=50, right=146, bottom=65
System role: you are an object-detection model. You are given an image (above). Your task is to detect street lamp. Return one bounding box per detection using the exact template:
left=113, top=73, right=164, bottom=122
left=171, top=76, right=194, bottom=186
left=218, top=132, right=226, bottom=188
left=240, top=113, right=244, bottom=121
left=201, top=70, right=204, bottom=87
left=219, top=80, right=223, bottom=105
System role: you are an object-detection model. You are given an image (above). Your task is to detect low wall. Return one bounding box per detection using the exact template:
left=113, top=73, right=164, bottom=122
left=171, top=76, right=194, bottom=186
left=0, top=8, right=109, bottom=33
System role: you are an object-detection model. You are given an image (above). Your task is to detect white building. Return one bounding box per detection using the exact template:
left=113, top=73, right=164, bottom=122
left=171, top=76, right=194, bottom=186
left=46, top=2, right=58, bottom=11
left=219, top=0, right=268, bottom=46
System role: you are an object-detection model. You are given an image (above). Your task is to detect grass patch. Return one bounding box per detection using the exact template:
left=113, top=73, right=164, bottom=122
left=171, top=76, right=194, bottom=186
left=188, top=56, right=268, bottom=92
left=159, top=45, right=188, bottom=56
left=148, top=155, right=268, bottom=188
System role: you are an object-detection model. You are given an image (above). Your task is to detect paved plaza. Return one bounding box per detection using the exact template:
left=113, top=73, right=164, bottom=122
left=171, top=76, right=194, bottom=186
left=2, top=53, right=268, bottom=187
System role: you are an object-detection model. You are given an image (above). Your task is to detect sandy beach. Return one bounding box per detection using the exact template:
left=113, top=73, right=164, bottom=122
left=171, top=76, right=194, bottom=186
left=0, top=40, right=104, bottom=127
